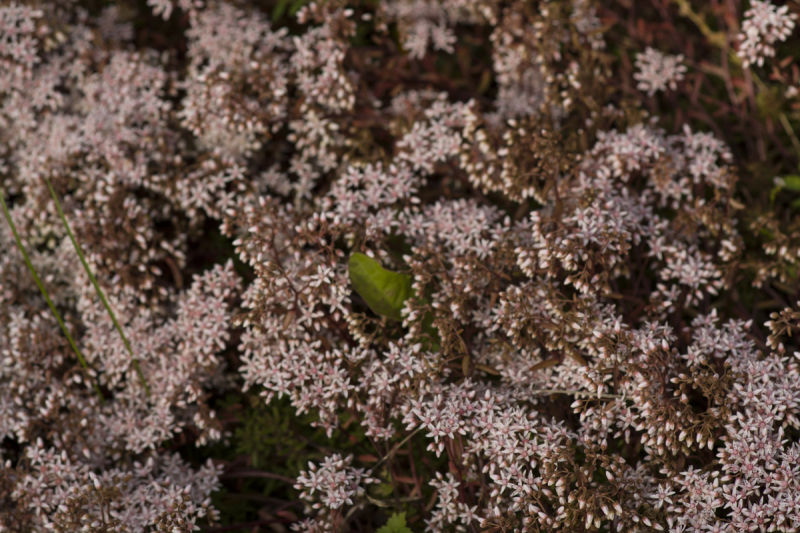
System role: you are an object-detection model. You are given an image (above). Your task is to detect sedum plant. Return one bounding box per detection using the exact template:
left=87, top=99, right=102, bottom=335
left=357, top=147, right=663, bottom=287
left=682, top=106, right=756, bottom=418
left=2, top=0, right=800, bottom=532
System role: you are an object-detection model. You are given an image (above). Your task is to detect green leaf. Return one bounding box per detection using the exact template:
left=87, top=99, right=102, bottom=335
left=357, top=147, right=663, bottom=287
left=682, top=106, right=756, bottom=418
left=349, top=253, right=413, bottom=321
left=782, top=175, right=800, bottom=192
left=770, top=185, right=782, bottom=209
left=373, top=482, right=394, bottom=498
left=377, top=512, right=412, bottom=533
left=42, top=175, right=150, bottom=398
left=271, top=0, right=290, bottom=22
left=0, top=190, right=105, bottom=403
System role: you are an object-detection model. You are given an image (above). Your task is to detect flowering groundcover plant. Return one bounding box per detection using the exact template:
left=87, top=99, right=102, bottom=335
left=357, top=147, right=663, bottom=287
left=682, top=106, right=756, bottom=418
left=3, top=0, right=800, bottom=532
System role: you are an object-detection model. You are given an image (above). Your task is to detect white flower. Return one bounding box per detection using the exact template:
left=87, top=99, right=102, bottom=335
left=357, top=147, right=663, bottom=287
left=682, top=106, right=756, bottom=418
left=634, top=47, right=687, bottom=96
left=738, top=0, right=797, bottom=68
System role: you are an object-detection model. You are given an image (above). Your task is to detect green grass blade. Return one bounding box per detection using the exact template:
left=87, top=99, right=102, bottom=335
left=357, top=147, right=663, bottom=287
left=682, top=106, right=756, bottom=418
left=0, top=190, right=105, bottom=404
left=42, top=177, right=151, bottom=398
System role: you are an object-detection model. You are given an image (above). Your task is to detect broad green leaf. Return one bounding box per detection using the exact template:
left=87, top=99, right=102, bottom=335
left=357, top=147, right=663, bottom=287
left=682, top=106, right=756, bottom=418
left=782, top=175, right=800, bottom=192
left=349, top=253, right=413, bottom=321
left=377, top=512, right=412, bottom=533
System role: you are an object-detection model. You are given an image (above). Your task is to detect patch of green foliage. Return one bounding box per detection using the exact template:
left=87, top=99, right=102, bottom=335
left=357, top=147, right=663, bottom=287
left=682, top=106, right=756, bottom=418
left=349, top=253, right=414, bottom=322
left=376, top=512, right=413, bottom=533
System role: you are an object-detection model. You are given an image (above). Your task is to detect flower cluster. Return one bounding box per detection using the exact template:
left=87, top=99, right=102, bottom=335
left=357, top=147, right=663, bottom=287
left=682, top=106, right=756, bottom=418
left=738, top=0, right=797, bottom=68
left=634, top=47, right=687, bottom=96
left=3, top=0, right=800, bottom=531
left=10, top=440, right=221, bottom=533
left=295, top=454, right=378, bottom=511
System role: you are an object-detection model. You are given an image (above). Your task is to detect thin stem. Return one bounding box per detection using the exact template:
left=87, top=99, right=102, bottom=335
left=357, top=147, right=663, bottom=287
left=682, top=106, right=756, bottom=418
left=0, top=189, right=105, bottom=404
left=42, top=176, right=151, bottom=398
left=670, top=0, right=727, bottom=48
left=531, top=388, right=622, bottom=400
left=219, top=470, right=296, bottom=484
left=200, top=519, right=292, bottom=533
left=373, top=426, right=424, bottom=471
left=365, top=494, right=422, bottom=508
left=779, top=113, right=800, bottom=155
